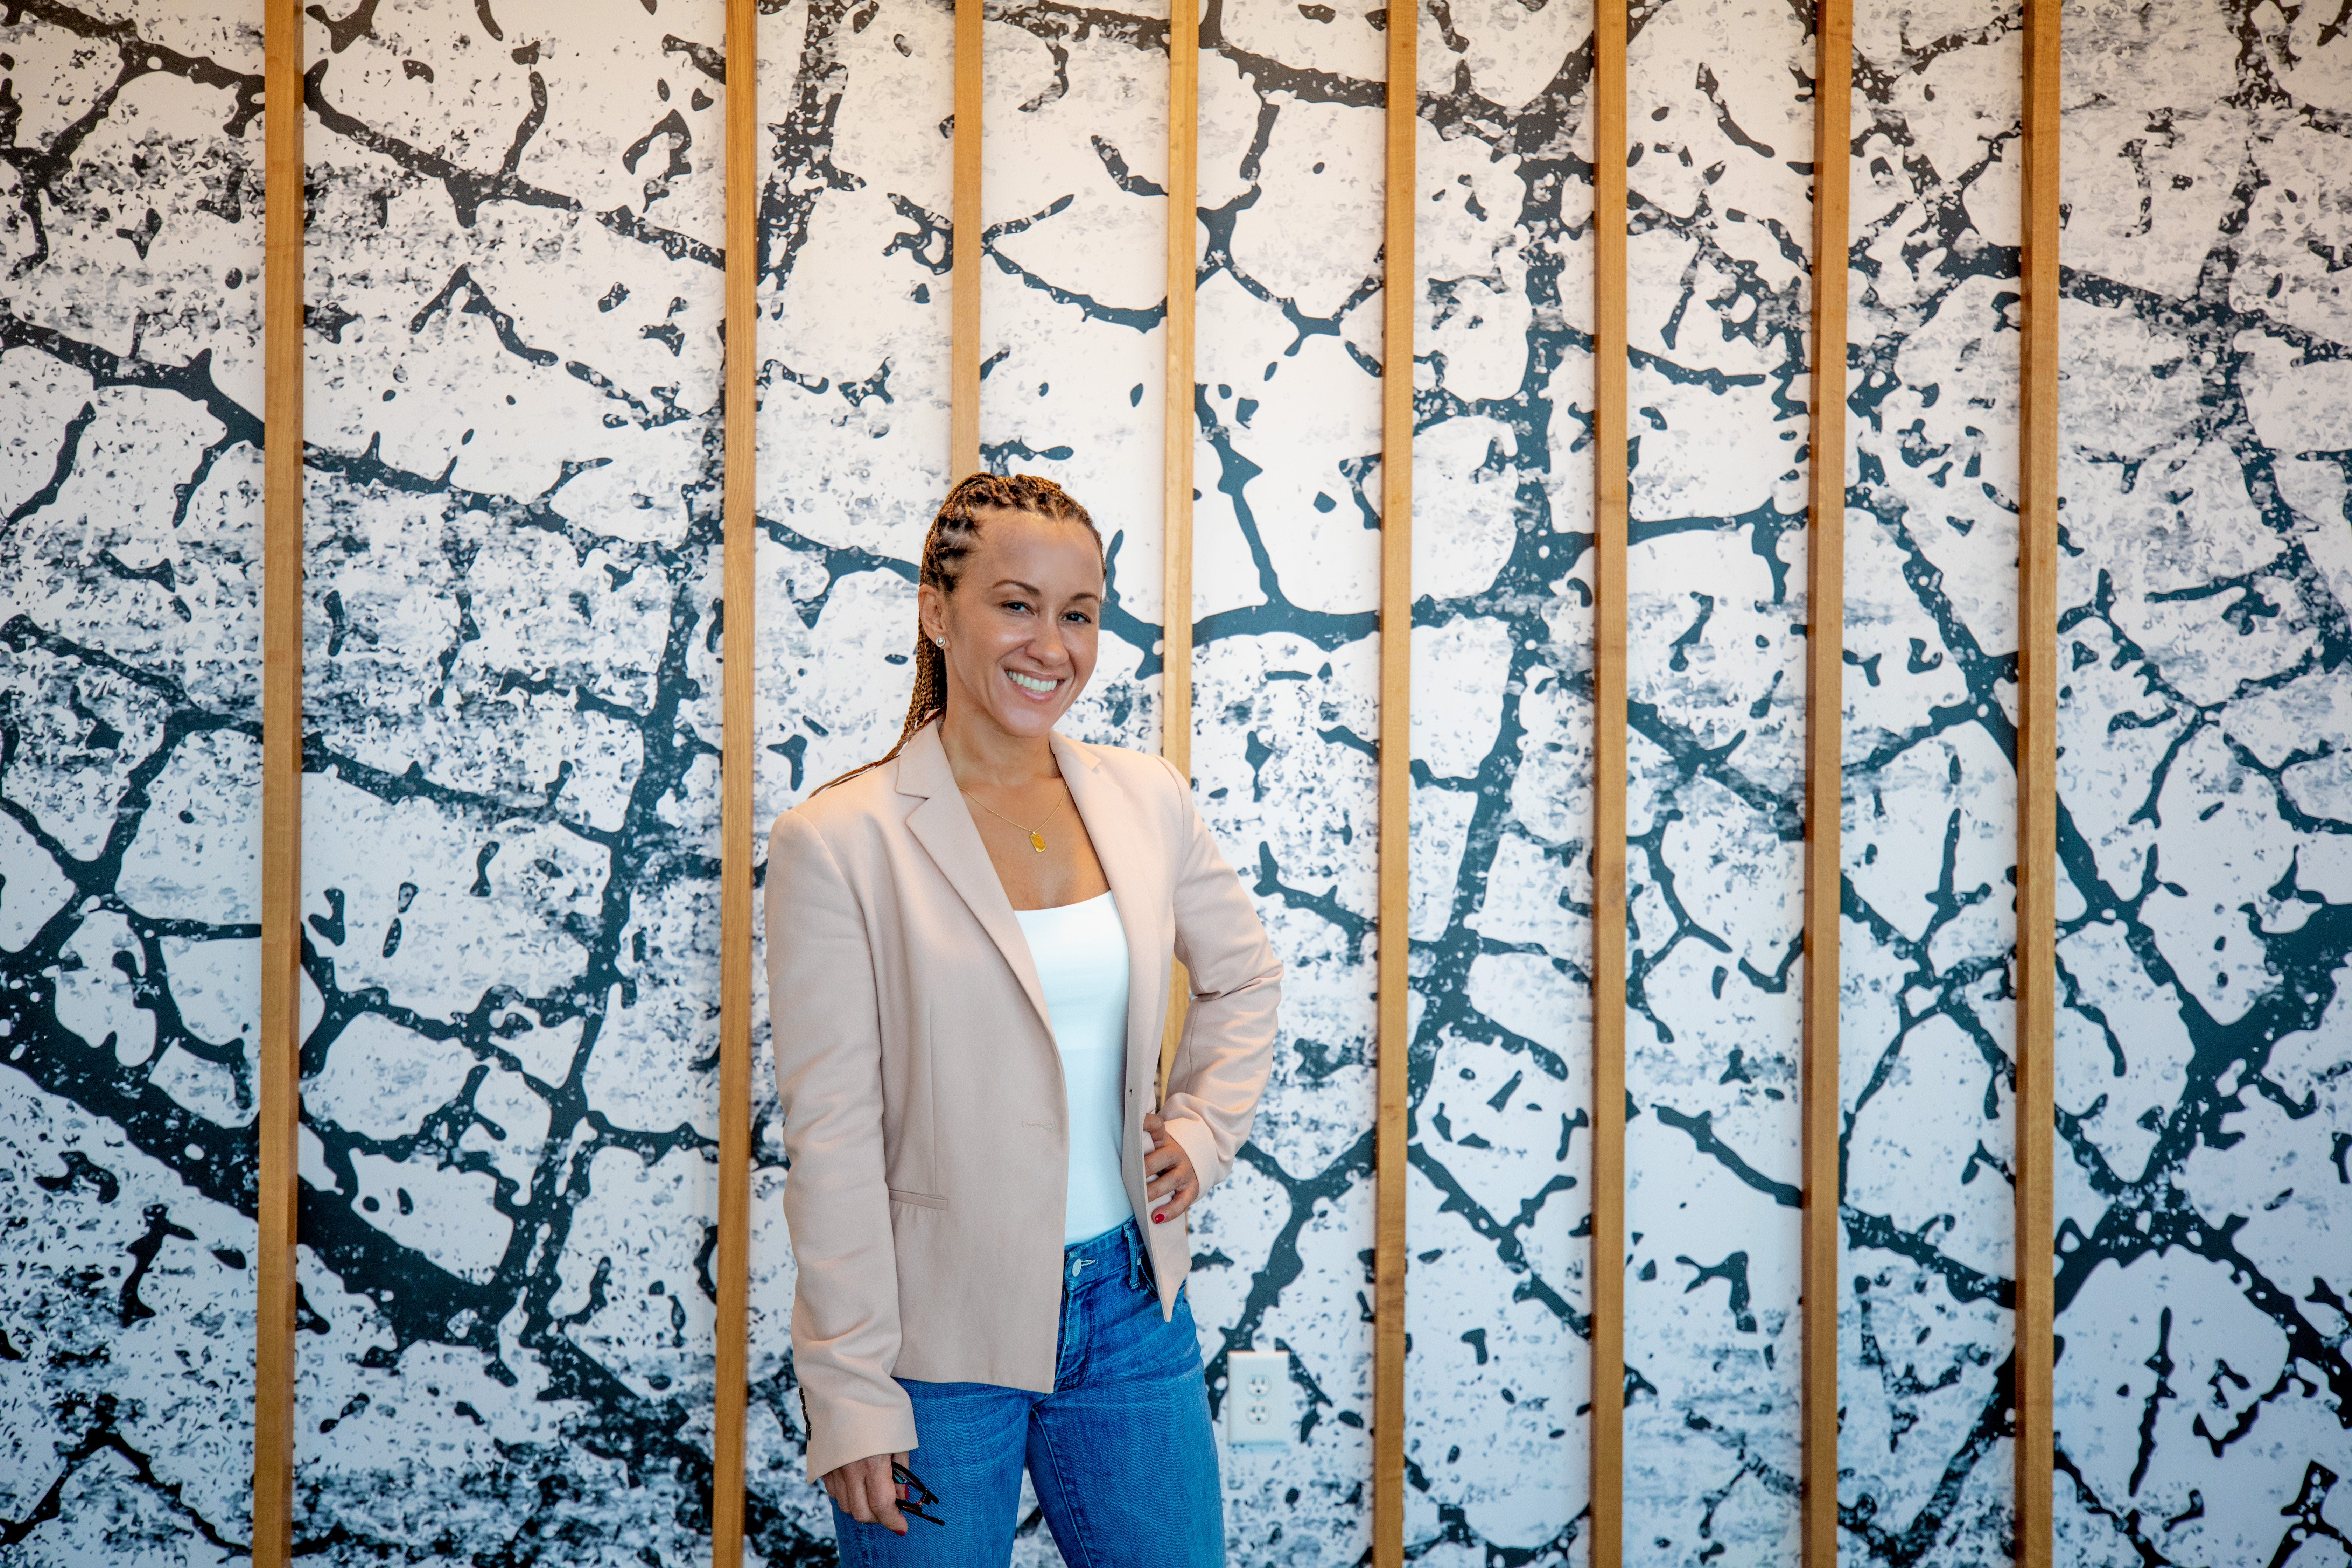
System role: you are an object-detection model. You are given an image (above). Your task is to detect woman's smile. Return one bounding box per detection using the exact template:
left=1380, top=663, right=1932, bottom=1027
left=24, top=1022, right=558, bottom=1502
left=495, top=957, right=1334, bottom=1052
left=1006, top=669, right=1064, bottom=698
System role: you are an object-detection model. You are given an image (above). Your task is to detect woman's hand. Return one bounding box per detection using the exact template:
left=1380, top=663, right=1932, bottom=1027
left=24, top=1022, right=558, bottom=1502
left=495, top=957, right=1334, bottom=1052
left=1142, top=1112, right=1200, bottom=1225
left=822, top=1451, right=911, bottom=1534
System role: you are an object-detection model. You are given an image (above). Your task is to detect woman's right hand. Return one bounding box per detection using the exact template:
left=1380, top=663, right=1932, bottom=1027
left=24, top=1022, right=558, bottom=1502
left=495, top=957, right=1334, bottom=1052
left=822, top=1451, right=911, bottom=1534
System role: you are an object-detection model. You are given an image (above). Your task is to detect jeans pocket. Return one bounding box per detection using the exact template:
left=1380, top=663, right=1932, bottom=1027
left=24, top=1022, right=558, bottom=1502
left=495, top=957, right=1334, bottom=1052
left=1124, top=1219, right=1158, bottom=1295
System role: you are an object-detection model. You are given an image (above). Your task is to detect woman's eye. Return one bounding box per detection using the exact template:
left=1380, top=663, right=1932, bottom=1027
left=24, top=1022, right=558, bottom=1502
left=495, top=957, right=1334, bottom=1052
left=1002, top=599, right=1030, bottom=614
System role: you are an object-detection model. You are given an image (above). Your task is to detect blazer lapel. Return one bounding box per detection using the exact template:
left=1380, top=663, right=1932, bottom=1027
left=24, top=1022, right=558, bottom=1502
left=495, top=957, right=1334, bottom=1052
left=1053, top=733, right=1168, bottom=1088
left=897, top=726, right=1055, bottom=1040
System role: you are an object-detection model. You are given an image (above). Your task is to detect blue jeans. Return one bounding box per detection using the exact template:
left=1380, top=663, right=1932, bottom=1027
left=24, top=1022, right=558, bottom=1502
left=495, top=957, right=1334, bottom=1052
left=830, top=1219, right=1223, bottom=1567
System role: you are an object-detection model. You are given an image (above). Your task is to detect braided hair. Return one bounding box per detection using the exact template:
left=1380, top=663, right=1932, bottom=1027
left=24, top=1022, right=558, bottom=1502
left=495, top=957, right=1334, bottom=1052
left=814, top=472, right=1103, bottom=794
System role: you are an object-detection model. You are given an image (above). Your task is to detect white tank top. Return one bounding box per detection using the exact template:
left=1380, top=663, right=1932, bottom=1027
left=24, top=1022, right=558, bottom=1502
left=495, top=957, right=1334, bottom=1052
left=1012, top=891, right=1134, bottom=1245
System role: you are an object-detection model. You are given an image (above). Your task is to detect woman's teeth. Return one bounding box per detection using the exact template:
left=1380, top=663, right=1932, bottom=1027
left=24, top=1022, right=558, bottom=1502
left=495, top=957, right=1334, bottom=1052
left=1007, top=671, right=1060, bottom=695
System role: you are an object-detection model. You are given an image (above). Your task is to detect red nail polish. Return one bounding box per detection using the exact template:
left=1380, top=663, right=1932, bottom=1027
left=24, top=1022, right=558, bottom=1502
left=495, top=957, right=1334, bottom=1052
left=1153, top=1211, right=1165, bottom=1223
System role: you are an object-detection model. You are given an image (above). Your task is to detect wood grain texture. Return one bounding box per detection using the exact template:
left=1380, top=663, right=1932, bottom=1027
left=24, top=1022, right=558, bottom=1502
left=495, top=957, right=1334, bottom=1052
left=1372, top=0, right=1414, bottom=1561
left=710, top=4, right=758, bottom=1565
left=1160, top=0, right=1198, bottom=1096
left=951, top=0, right=983, bottom=478
left=2015, top=0, right=2061, bottom=1561
left=1802, top=1, right=1851, bottom=1561
left=1589, top=0, right=1628, bottom=1561
left=253, top=0, right=304, bottom=1561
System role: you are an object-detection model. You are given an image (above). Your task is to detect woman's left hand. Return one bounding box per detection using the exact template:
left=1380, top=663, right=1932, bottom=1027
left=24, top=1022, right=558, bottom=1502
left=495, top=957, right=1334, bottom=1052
left=1142, top=1112, right=1199, bottom=1225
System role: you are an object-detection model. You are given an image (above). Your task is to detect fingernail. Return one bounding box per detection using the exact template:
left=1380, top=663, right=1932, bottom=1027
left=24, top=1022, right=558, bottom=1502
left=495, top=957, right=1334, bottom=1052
left=1153, top=1212, right=1165, bottom=1223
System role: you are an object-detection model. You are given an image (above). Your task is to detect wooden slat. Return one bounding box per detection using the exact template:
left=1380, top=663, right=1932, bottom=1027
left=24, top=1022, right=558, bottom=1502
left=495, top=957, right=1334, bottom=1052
left=710, top=0, right=758, bottom=1562
left=1160, top=0, right=1196, bottom=773
left=1159, top=0, right=1199, bottom=1096
left=1589, top=0, right=1628, bottom=1559
left=951, top=0, right=983, bottom=477
left=252, top=0, right=303, bottom=1560
left=1370, top=0, right=1414, bottom=1561
left=2015, top=0, right=2061, bottom=1561
left=1801, top=0, right=1850, bottom=1561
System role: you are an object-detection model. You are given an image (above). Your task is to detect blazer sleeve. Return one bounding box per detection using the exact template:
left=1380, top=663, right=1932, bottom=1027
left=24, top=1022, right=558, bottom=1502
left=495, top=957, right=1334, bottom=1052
left=1154, top=755, right=1282, bottom=1193
left=765, top=807, right=919, bottom=1480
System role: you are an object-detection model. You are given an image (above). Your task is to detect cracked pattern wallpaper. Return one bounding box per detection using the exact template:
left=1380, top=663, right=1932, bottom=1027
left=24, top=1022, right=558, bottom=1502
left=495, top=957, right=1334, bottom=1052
left=3, top=0, right=266, bottom=1559
left=1836, top=3, right=2026, bottom=1562
left=1618, top=0, right=1812, bottom=1560
left=291, top=0, right=734, bottom=1561
left=1402, top=0, right=1598, bottom=1556
left=5, top=0, right=2352, bottom=1562
left=2049, top=0, right=2352, bottom=1563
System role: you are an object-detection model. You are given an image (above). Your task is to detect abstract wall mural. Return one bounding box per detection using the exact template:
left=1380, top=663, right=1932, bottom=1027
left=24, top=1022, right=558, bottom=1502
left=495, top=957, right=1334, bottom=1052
left=1400, top=0, right=1597, bottom=1559
left=1618, top=0, right=1811, bottom=1558
left=1836, top=4, right=2025, bottom=1562
left=4, top=0, right=2347, bottom=1562
left=2050, top=0, right=2352, bottom=1562
left=1179, top=0, right=1387, bottom=1555
left=2, top=0, right=266, bottom=1557
left=285, top=0, right=734, bottom=1559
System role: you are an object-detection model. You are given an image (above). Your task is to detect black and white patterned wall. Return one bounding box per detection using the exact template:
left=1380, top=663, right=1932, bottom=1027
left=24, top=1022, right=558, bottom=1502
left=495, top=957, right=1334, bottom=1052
left=2052, top=0, right=2352, bottom=1561
left=3, top=0, right=2347, bottom=1563
left=3, top=1, right=266, bottom=1556
left=1837, top=3, right=2024, bottom=1560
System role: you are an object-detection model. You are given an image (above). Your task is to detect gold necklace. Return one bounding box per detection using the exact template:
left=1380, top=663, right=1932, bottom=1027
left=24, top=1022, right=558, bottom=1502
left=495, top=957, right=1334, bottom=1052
left=960, top=783, right=1067, bottom=853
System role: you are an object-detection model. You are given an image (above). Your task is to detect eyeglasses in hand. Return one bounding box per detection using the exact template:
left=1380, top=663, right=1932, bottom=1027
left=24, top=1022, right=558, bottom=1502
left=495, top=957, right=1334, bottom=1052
left=891, top=1461, right=945, bottom=1527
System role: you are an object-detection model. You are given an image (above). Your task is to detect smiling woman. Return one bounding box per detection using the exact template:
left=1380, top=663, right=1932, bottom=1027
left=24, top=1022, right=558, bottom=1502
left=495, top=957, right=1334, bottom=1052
left=765, top=472, right=1284, bottom=1566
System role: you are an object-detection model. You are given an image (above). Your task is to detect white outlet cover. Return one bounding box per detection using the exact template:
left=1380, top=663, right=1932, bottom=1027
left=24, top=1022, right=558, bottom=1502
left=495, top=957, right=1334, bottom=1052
left=1226, top=1350, right=1289, bottom=1450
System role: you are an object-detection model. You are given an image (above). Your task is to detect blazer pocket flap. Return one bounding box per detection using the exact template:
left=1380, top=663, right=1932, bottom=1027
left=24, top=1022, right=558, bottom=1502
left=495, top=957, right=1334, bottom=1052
left=887, top=1188, right=948, bottom=1210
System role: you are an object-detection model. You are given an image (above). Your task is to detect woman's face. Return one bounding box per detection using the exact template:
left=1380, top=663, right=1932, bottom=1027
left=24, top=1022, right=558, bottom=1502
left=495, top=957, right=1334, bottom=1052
left=919, top=508, right=1104, bottom=743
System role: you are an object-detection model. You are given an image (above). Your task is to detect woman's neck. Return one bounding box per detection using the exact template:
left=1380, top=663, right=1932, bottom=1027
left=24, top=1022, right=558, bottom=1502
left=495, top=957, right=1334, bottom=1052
left=936, top=704, right=1058, bottom=790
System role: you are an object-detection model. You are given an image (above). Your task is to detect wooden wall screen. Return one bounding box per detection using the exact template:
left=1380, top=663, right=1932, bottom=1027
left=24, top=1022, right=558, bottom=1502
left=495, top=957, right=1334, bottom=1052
left=2016, top=0, right=2063, bottom=1561
left=1161, top=0, right=1200, bottom=1091
left=1589, top=2, right=1631, bottom=1560
left=239, top=2, right=2075, bottom=1561
left=253, top=0, right=305, bottom=1561
left=951, top=0, right=985, bottom=479
left=1802, top=1, right=1852, bottom=1562
left=711, top=0, right=761, bottom=1560
left=1371, top=0, right=1417, bottom=1560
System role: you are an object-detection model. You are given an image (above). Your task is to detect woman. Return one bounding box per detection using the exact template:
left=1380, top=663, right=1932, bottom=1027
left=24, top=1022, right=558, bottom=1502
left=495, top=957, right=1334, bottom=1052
left=765, top=472, right=1281, bottom=1566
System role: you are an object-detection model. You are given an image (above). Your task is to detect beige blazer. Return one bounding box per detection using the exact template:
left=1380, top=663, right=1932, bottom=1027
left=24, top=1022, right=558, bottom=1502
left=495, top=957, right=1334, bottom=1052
left=764, top=722, right=1281, bottom=1479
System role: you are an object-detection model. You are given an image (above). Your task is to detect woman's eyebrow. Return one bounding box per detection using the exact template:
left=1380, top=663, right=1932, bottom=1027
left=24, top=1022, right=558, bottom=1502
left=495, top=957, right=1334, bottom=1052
left=989, top=578, right=1100, bottom=603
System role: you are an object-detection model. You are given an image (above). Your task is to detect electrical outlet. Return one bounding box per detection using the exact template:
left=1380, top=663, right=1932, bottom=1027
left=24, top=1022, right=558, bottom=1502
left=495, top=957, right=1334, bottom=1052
left=1226, top=1350, right=1289, bottom=1449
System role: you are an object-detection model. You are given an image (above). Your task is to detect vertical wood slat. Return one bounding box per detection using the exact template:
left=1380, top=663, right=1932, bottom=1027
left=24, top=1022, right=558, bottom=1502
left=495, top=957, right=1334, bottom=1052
left=1370, top=0, right=1414, bottom=1561
left=253, top=0, right=304, bottom=1561
left=1159, top=0, right=1199, bottom=1093
left=2015, top=0, right=2061, bottom=1561
left=1801, top=0, right=1851, bottom=1561
left=1588, top=0, right=1629, bottom=1560
left=951, top=0, right=984, bottom=477
left=710, top=0, right=759, bottom=1562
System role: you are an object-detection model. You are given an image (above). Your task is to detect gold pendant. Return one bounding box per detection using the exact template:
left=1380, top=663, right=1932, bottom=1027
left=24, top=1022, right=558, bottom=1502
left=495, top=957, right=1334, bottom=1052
left=1029, top=831, right=1047, bottom=853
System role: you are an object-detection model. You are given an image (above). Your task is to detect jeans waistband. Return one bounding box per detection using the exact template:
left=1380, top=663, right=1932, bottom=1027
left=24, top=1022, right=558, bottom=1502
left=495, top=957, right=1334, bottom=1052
left=1063, top=1217, right=1149, bottom=1292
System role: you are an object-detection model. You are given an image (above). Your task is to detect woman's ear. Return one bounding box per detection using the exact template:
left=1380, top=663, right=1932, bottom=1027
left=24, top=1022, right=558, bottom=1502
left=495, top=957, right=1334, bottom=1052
left=916, top=582, right=946, bottom=648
